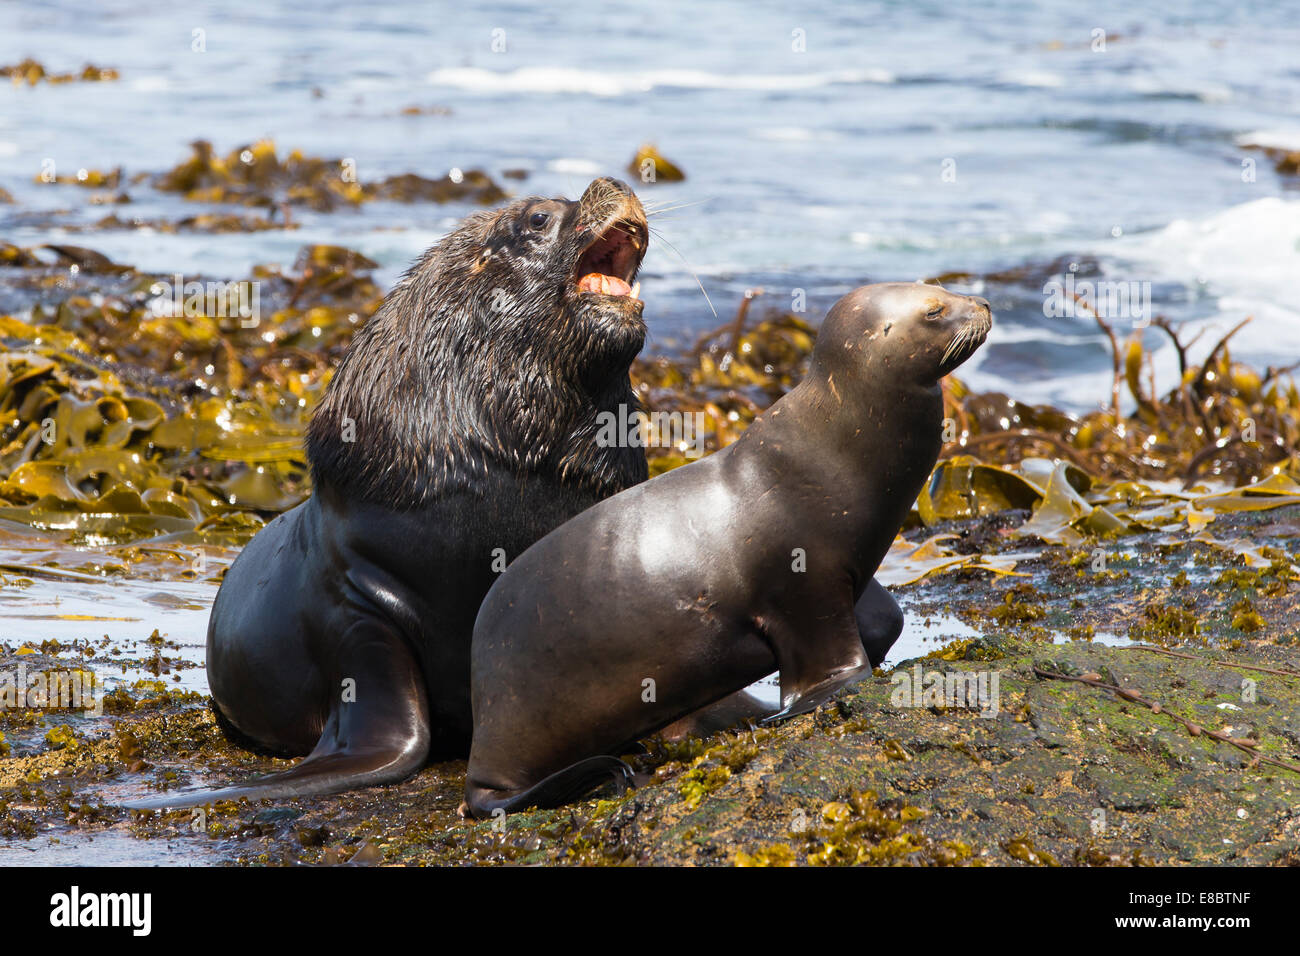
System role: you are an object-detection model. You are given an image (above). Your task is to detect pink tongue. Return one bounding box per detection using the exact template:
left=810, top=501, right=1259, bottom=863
left=578, top=273, right=631, bottom=296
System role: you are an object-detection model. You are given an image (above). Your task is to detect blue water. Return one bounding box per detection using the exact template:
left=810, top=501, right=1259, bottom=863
left=3, top=0, right=1299, bottom=409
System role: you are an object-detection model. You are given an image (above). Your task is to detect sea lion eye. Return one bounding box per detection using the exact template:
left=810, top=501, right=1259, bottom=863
left=529, top=211, right=550, bottom=230
left=926, top=305, right=944, bottom=319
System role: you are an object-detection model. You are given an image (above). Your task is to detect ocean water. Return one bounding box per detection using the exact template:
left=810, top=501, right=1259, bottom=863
left=2, top=1, right=1299, bottom=411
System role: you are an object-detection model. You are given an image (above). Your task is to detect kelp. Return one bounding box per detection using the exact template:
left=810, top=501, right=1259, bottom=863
left=953, top=312, right=1300, bottom=488
left=0, top=243, right=384, bottom=545
left=149, top=139, right=507, bottom=213
left=34, top=168, right=123, bottom=189
left=26, top=141, right=506, bottom=221
left=626, top=144, right=686, bottom=183
left=1240, top=140, right=1300, bottom=176
left=874, top=534, right=1033, bottom=587
left=632, top=291, right=815, bottom=472
left=2, top=60, right=119, bottom=85
left=79, top=212, right=295, bottom=235
left=2, top=245, right=1297, bottom=562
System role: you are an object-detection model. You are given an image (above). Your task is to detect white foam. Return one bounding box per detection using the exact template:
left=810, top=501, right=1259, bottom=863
left=849, top=231, right=940, bottom=251
left=1129, top=75, right=1232, bottom=103
left=1123, top=198, right=1300, bottom=308
left=128, top=75, right=170, bottom=93
left=426, top=66, right=894, bottom=97
left=999, top=70, right=1065, bottom=89
left=972, top=197, right=1300, bottom=411
left=752, top=126, right=818, bottom=142
left=1109, top=197, right=1300, bottom=374
left=547, top=157, right=603, bottom=176
left=1236, top=128, right=1300, bottom=151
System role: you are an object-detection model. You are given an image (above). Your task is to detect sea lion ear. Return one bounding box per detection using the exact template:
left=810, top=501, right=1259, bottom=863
left=472, top=248, right=493, bottom=274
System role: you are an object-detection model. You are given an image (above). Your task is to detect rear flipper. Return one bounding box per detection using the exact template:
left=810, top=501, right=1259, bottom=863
left=123, top=740, right=430, bottom=810
left=462, top=756, right=634, bottom=820
left=124, top=624, right=430, bottom=810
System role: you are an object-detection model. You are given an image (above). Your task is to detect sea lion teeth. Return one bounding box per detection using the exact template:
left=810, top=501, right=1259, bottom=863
left=578, top=273, right=632, bottom=296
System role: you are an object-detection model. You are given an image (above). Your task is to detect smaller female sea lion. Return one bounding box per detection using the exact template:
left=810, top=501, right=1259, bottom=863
left=462, top=282, right=992, bottom=818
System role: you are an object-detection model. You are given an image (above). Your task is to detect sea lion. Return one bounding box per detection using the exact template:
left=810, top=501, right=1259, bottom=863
left=463, top=282, right=992, bottom=818
left=126, top=178, right=653, bottom=807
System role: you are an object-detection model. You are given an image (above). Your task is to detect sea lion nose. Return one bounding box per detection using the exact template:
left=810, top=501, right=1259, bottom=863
left=578, top=177, right=644, bottom=229
left=597, top=177, right=634, bottom=197
left=581, top=177, right=634, bottom=203
left=970, top=296, right=991, bottom=313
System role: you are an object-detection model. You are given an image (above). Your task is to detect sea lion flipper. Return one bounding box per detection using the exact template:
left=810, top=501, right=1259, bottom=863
left=760, top=611, right=871, bottom=723
left=124, top=624, right=431, bottom=809
left=121, top=743, right=428, bottom=810
left=854, top=577, right=904, bottom=667
left=759, top=664, right=872, bottom=726
left=659, top=689, right=773, bottom=740
left=463, top=756, right=634, bottom=819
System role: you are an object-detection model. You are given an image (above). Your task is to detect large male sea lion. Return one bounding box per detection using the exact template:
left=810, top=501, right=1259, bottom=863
left=463, top=282, right=992, bottom=818
left=128, top=178, right=653, bottom=806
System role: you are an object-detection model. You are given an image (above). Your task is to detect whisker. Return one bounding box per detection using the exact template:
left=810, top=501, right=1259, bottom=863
left=640, top=196, right=702, bottom=207
left=941, top=325, right=972, bottom=365
left=642, top=198, right=711, bottom=216
left=645, top=206, right=706, bottom=218
left=648, top=226, right=717, bottom=320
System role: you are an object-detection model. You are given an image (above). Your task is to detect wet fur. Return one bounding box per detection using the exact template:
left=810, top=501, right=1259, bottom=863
left=308, top=196, right=647, bottom=508
left=125, top=181, right=650, bottom=809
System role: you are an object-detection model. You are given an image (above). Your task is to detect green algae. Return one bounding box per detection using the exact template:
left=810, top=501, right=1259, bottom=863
left=1130, top=602, right=1202, bottom=645
left=1230, top=598, right=1266, bottom=632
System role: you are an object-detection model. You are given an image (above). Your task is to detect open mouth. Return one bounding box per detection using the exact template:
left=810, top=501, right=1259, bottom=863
left=574, top=219, right=645, bottom=301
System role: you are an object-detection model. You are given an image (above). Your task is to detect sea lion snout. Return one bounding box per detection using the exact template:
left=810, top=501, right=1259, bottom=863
left=938, top=293, right=993, bottom=373
left=582, top=176, right=635, bottom=201
left=571, top=178, right=648, bottom=311
left=578, top=177, right=647, bottom=233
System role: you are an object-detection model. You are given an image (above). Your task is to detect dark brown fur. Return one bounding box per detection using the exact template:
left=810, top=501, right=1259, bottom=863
left=125, top=179, right=653, bottom=808
left=308, top=182, right=649, bottom=507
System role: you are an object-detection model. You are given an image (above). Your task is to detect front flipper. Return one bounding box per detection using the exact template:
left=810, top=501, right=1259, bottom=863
left=658, top=689, right=770, bottom=740
left=759, top=607, right=871, bottom=725
left=462, top=756, right=634, bottom=820
left=124, top=625, right=430, bottom=809
left=855, top=577, right=904, bottom=667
